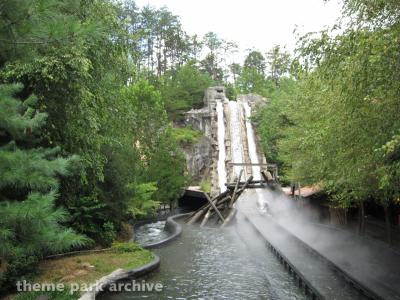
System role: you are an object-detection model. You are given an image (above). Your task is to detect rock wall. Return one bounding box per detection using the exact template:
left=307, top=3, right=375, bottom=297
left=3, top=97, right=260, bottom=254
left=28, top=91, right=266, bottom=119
left=183, top=87, right=224, bottom=191
left=181, top=136, right=213, bottom=183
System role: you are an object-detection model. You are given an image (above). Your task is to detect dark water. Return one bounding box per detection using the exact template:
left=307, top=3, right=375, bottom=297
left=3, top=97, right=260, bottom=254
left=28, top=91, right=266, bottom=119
left=100, top=215, right=307, bottom=300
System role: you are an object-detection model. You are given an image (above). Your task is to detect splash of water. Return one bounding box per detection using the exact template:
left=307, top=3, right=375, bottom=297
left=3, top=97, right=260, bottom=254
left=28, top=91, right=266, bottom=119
left=242, top=99, right=261, bottom=181
left=216, top=100, right=227, bottom=193
left=228, top=100, right=245, bottom=179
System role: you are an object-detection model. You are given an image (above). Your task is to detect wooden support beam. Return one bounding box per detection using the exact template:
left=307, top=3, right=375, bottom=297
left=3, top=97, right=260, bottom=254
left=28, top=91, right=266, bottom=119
left=228, top=163, right=274, bottom=167
left=231, top=184, right=264, bottom=189
left=220, top=208, right=237, bottom=228
left=186, top=189, right=230, bottom=224
left=184, top=202, right=208, bottom=222
left=205, top=193, right=225, bottom=222
left=225, top=180, right=264, bottom=187
left=236, top=175, right=254, bottom=194
left=229, top=169, right=243, bottom=208
left=261, top=170, right=273, bottom=182
left=187, top=206, right=209, bottom=225
left=200, top=207, right=213, bottom=227
left=200, top=196, right=231, bottom=227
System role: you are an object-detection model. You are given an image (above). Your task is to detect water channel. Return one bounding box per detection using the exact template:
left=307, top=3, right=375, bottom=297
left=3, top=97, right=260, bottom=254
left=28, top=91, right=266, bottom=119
left=100, top=213, right=308, bottom=300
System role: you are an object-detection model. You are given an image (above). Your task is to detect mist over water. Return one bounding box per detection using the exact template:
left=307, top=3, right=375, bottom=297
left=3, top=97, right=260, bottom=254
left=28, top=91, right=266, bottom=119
left=100, top=219, right=308, bottom=300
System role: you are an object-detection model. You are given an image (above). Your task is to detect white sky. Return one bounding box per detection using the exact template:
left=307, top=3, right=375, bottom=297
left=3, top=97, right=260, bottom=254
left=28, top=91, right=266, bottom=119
left=135, top=0, right=343, bottom=60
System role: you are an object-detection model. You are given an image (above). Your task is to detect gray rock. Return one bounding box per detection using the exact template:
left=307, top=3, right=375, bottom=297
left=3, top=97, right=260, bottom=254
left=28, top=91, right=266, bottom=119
left=181, top=136, right=213, bottom=182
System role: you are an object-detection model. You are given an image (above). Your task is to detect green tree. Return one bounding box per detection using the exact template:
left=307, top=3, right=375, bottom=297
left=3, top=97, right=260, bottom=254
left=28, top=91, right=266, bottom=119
left=161, top=61, right=213, bottom=120
left=0, top=0, right=137, bottom=243
left=127, top=182, right=159, bottom=219
left=121, top=80, right=187, bottom=208
left=236, top=50, right=272, bottom=96
left=0, top=0, right=93, bottom=67
left=244, top=50, right=266, bottom=75
left=229, top=63, right=242, bottom=83
left=258, top=1, right=400, bottom=242
left=266, top=45, right=291, bottom=86
left=201, top=32, right=224, bottom=81
left=0, top=84, right=87, bottom=291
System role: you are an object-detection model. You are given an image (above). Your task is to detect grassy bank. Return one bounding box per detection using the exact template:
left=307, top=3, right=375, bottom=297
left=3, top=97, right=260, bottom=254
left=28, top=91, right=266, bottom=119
left=11, top=243, right=154, bottom=300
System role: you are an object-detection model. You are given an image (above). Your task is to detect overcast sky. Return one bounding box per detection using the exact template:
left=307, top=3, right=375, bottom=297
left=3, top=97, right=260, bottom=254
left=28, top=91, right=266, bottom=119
left=135, top=0, right=343, bottom=60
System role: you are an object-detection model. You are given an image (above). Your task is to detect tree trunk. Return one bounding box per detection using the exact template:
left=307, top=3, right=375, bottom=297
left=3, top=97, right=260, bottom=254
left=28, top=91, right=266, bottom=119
left=384, top=205, right=392, bottom=245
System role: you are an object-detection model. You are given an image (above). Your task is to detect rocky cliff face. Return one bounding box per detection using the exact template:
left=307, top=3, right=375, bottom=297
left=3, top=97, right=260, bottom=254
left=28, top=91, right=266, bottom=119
left=182, top=86, right=225, bottom=186
left=181, top=136, right=213, bottom=182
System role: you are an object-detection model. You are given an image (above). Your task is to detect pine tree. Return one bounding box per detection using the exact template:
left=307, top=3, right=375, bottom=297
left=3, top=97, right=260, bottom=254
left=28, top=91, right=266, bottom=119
left=0, top=84, right=87, bottom=291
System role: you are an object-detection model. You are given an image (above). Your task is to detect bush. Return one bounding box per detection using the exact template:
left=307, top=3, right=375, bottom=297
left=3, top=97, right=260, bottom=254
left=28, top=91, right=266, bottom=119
left=0, top=254, right=38, bottom=293
left=171, top=126, right=202, bottom=146
left=200, top=179, right=211, bottom=193
left=111, top=242, right=143, bottom=253
left=99, top=221, right=117, bottom=247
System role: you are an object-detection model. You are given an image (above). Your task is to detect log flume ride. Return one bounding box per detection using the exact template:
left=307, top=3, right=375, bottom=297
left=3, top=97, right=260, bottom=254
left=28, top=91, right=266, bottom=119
left=185, top=167, right=278, bottom=228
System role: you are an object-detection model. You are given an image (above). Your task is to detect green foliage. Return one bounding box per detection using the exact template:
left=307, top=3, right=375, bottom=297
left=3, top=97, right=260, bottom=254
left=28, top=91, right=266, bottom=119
left=235, top=47, right=292, bottom=96
left=200, top=53, right=224, bottom=82
left=171, top=126, right=202, bottom=146
left=111, top=242, right=143, bottom=253
left=244, top=50, right=266, bottom=75
left=252, top=78, right=296, bottom=173
left=119, top=4, right=199, bottom=77
left=0, top=0, right=211, bottom=293
left=341, top=0, right=400, bottom=26
left=0, top=0, right=93, bottom=67
left=256, top=2, right=400, bottom=210
left=266, top=46, right=291, bottom=86
left=127, top=182, right=160, bottom=219
left=236, top=67, right=272, bottom=96
left=162, top=62, right=213, bottom=120
left=122, top=80, right=187, bottom=208
left=225, top=82, right=238, bottom=100
left=200, top=179, right=211, bottom=193
left=0, top=84, right=88, bottom=291
left=146, top=126, right=188, bottom=205
left=99, top=221, right=117, bottom=248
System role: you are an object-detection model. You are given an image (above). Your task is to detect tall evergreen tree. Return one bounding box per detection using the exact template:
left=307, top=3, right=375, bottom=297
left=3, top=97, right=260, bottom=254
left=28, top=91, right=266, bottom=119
left=0, top=84, right=87, bottom=291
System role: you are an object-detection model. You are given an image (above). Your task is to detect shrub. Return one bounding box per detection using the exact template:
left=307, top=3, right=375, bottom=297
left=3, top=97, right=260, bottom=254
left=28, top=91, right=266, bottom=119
left=99, top=222, right=117, bottom=247
left=111, top=242, right=143, bottom=253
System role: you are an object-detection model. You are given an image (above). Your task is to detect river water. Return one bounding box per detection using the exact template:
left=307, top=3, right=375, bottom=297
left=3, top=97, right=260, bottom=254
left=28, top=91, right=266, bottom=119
left=100, top=215, right=307, bottom=300
left=134, top=221, right=168, bottom=245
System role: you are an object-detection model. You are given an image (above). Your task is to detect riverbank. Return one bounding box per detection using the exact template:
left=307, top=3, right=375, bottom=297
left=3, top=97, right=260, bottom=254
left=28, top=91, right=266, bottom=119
left=8, top=243, right=154, bottom=300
